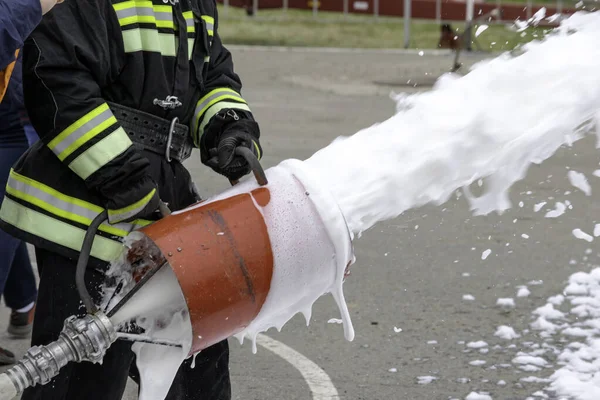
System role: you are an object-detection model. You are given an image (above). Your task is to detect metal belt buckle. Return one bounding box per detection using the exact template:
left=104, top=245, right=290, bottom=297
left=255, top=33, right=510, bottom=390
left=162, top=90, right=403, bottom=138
left=165, top=117, right=179, bottom=163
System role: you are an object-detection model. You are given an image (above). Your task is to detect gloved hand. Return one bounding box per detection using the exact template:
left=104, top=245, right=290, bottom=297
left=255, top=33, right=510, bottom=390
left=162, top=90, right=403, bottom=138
left=101, top=178, right=161, bottom=225
left=106, top=187, right=160, bottom=225
left=203, top=109, right=262, bottom=181
left=211, top=129, right=262, bottom=181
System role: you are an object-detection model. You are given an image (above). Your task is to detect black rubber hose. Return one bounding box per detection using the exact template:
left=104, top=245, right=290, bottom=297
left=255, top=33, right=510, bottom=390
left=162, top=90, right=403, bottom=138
left=235, top=147, right=268, bottom=186
left=76, top=211, right=108, bottom=314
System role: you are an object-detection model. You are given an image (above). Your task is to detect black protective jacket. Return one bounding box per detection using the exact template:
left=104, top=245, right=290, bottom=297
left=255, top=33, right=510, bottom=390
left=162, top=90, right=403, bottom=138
left=0, top=0, right=258, bottom=263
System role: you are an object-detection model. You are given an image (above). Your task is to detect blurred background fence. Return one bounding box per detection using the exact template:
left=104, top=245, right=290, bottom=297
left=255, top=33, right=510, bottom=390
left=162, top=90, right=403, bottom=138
left=218, top=0, right=585, bottom=22
left=216, top=0, right=599, bottom=52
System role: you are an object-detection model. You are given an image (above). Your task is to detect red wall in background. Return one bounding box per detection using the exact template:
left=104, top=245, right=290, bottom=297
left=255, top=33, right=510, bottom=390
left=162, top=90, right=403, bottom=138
left=220, top=0, right=575, bottom=22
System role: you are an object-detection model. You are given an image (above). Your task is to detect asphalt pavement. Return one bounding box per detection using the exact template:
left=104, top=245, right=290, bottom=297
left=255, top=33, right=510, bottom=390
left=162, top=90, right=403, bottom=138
left=1, top=47, right=598, bottom=400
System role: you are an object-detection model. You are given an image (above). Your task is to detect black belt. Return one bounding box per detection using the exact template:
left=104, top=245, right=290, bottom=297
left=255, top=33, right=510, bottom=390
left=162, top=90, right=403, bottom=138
left=108, top=102, right=194, bottom=163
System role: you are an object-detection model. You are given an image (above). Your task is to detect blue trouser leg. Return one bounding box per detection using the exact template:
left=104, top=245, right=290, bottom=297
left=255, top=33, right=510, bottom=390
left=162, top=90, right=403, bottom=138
left=0, top=125, right=38, bottom=309
left=22, top=123, right=39, bottom=147
left=3, top=242, right=37, bottom=309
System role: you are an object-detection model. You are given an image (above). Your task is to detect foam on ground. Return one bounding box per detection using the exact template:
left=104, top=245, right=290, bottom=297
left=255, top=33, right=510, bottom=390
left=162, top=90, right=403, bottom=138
left=534, top=268, right=600, bottom=399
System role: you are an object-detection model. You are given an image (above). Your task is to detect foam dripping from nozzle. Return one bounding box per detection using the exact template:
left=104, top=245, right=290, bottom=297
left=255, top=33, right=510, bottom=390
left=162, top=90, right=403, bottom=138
left=199, top=161, right=356, bottom=353
left=103, top=256, right=191, bottom=400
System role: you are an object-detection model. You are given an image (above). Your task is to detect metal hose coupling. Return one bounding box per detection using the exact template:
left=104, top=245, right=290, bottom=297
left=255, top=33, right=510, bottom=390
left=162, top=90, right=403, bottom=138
left=4, top=311, right=117, bottom=394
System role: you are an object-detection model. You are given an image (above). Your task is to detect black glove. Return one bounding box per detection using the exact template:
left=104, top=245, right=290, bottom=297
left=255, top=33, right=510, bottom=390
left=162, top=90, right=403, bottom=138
left=203, top=109, right=262, bottom=181
left=212, top=130, right=262, bottom=181
left=101, top=176, right=161, bottom=224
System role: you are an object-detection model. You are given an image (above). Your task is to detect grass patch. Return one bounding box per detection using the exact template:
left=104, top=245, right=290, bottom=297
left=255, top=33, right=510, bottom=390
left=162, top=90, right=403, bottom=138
left=218, top=7, right=552, bottom=50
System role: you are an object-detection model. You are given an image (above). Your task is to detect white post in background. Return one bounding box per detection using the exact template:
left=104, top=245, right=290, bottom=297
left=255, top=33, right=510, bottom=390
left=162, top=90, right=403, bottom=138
left=464, top=0, right=474, bottom=51
left=312, top=0, right=318, bottom=17
left=252, top=0, right=258, bottom=16
left=343, top=0, right=348, bottom=17
left=404, top=0, right=411, bottom=48
left=374, top=0, right=379, bottom=19
left=283, top=0, right=288, bottom=13
left=466, top=0, right=474, bottom=21
left=557, top=0, right=563, bottom=13
left=435, top=0, right=441, bottom=23
left=526, top=0, right=532, bottom=18
left=224, top=0, right=229, bottom=15
left=496, top=0, right=501, bottom=21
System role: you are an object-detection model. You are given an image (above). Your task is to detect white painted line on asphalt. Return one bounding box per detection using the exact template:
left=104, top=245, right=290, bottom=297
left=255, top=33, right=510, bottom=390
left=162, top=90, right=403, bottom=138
left=256, top=334, right=340, bottom=400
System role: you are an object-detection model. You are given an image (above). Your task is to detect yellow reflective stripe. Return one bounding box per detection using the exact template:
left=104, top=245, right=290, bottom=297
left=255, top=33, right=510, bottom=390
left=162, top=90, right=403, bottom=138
left=158, top=20, right=177, bottom=29
left=0, top=198, right=125, bottom=262
left=113, top=2, right=172, bottom=13
left=120, top=15, right=173, bottom=29
left=193, top=90, right=247, bottom=136
left=253, top=141, right=261, bottom=160
left=113, top=0, right=153, bottom=12
left=9, top=170, right=101, bottom=214
left=188, top=38, right=195, bottom=59
left=118, top=14, right=175, bottom=30
left=153, top=4, right=171, bottom=12
left=7, top=170, right=146, bottom=235
left=59, top=116, right=117, bottom=162
left=69, top=127, right=132, bottom=180
left=48, top=104, right=113, bottom=156
left=183, top=10, right=194, bottom=27
left=5, top=185, right=128, bottom=238
left=198, top=94, right=245, bottom=119
left=119, top=14, right=153, bottom=25
left=201, top=15, right=214, bottom=24
left=122, top=28, right=177, bottom=56
left=108, top=188, right=156, bottom=222
left=200, top=15, right=214, bottom=36
left=6, top=170, right=134, bottom=237
left=114, top=3, right=197, bottom=56
left=48, top=103, right=108, bottom=149
left=114, top=4, right=194, bottom=32
left=196, top=88, right=244, bottom=107
left=193, top=88, right=246, bottom=130
left=113, top=1, right=174, bottom=28
left=134, top=219, right=153, bottom=228
left=183, top=11, right=195, bottom=33
left=198, top=102, right=251, bottom=141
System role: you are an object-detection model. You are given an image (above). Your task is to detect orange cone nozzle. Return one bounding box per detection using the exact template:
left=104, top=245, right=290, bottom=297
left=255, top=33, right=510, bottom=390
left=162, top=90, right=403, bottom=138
left=127, top=160, right=355, bottom=356
left=140, top=187, right=275, bottom=353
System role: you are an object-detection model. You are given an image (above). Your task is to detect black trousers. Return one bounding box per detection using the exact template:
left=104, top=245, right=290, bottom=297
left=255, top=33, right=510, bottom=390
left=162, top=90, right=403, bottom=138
left=22, top=155, right=231, bottom=400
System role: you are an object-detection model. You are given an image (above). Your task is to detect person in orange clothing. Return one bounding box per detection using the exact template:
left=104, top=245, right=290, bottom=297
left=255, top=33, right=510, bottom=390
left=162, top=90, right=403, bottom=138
left=0, top=0, right=63, bottom=365
left=0, top=0, right=63, bottom=101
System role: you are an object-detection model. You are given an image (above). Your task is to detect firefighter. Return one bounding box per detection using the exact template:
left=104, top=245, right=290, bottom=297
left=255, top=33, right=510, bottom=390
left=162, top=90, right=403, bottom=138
left=0, top=0, right=262, bottom=399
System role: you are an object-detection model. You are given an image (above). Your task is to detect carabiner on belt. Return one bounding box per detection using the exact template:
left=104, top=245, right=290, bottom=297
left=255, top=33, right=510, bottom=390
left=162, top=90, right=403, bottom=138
left=165, top=117, right=179, bottom=163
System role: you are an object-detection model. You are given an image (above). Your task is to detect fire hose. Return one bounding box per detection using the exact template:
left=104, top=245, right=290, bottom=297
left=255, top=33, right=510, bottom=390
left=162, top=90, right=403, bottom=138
left=0, top=147, right=355, bottom=399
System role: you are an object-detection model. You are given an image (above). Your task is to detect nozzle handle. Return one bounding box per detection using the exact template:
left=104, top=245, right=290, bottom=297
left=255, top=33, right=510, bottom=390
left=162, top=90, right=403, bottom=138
left=77, top=200, right=171, bottom=315
left=77, top=211, right=108, bottom=314
left=229, top=147, right=268, bottom=187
